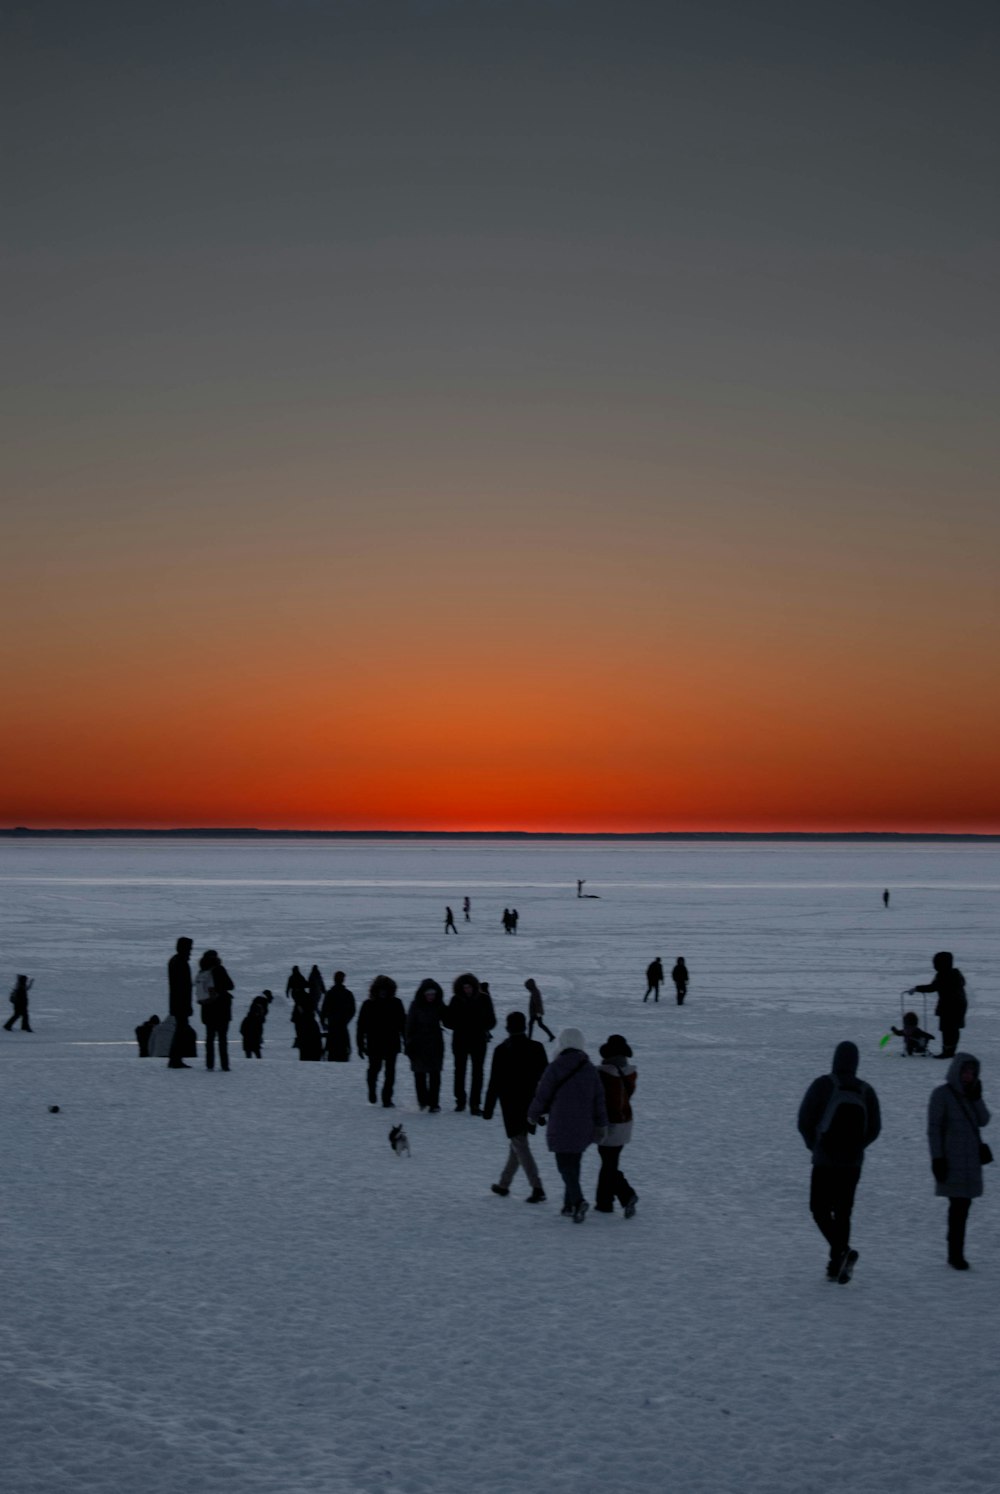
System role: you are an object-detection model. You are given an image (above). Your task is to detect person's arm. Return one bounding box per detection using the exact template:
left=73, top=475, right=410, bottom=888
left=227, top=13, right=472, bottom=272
left=927, top=1088, right=948, bottom=1180
left=528, top=1063, right=556, bottom=1124
left=864, top=1085, right=882, bottom=1147
left=482, top=1048, right=501, bottom=1120
left=797, top=1078, right=827, bottom=1150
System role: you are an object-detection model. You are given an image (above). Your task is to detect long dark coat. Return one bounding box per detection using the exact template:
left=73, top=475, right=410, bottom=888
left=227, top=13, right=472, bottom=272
left=928, top=1053, right=991, bottom=1198
left=483, top=1032, right=549, bottom=1137
left=405, top=987, right=447, bottom=1075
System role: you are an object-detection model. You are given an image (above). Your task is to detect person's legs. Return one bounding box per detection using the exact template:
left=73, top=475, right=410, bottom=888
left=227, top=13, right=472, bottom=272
left=205, top=1024, right=216, bottom=1070
left=947, top=1197, right=972, bottom=1266
left=382, top=1051, right=397, bottom=1106
left=367, top=1056, right=380, bottom=1103
left=940, top=1025, right=959, bottom=1058
left=414, top=1071, right=429, bottom=1109
left=218, top=1024, right=229, bottom=1071
left=428, top=1071, right=441, bottom=1110
left=168, top=1015, right=191, bottom=1068
left=810, top=1166, right=860, bottom=1268
left=555, top=1152, right=583, bottom=1210
left=596, top=1145, right=621, bottom=1211
left=468, top=1040, right=486, bottom=1112
left=453, top=1042, right=469, bottom=1110
left=510, top=1134, right=542, bottom=1190
left=498, top=1141, right=520, bottom=1190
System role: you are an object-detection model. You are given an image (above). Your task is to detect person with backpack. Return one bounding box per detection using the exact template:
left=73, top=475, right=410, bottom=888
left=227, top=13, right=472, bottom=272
left=797, top=1041, right=881, bottom=1283
left=907, top=951, right=968, bottom=1059
left=928, top=1054, right=991, bottom=1270
left=528, top=1028, right=608, bottom=1222
left=595, top=1035, right=639, bottom=1216
left=197, top=949, right=234, bottom=1072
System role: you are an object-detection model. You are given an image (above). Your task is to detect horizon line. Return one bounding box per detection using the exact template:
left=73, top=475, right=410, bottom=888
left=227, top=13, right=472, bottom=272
left=2, top=828, right=999, bottom=843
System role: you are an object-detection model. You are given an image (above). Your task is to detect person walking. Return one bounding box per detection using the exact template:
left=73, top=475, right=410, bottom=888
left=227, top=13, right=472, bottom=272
left=4, top=974, right=34, bottom=1032
left=525, top=978, right=555, bottom=1042
left=797, top=1041, right=881, bottom=1282
left=482, top=1011, right=549, bottom=1202
left=445, top=906, right=458, bottom=935
left=444, top=972, right=496, bottom=1114
left=463, top=896, right=471, bottom=922
left=595, top=1035, right=638, bottom=1216
left=357, top=974, right=406, bottom=1107
left=307, top=964, right=325, bottom=1013
left=883, top=888, right=890, bottom=908
left=240, top=992, right=271, bottom=1059
left=671, top=958, right=689, bottom=1005
left=167, top=937, right=194, bottom=1068
left=321, top=971, right=356, bottom=1061
left=907, top=951, right=967, bottom=1060
left=197, top=950, right=233, bottom=1072
left=928, top=1053, right=991, bottom=1270
left=405, top=978, right=447, bottom=1111
left=285, top=965, right=308, bottom=1006
left=528, top=1028, right=608, bottom=1222
left=643, top=957, right=664, bottom=1003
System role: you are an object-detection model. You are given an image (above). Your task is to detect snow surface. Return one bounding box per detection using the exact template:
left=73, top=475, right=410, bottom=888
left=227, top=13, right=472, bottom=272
left=1, top=837, right=998, bottom=1494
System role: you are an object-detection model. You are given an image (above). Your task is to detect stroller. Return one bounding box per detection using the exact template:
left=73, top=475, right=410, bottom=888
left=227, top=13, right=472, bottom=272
left=891, top=993, right=934, bottom=1056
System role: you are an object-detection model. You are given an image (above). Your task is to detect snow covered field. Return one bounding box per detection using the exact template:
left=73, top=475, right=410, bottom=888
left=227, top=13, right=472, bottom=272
left=1, top=837, right=998, bottom=1494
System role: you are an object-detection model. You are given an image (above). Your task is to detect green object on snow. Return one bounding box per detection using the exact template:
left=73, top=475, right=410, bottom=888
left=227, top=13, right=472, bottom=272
left=879, top=1033, right=892, bottom=1048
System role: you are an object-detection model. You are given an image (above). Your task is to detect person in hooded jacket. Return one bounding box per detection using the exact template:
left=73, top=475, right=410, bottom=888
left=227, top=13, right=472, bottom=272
left=321, top=971, right=356, bottom=1061
left=285, top=965, right=308, bottom=1006
left=643, top=958, right=664, bottom=1002
left=907, top=951, right=968, bottom=1059
left=306, top=964, right=325, bottom=1014
left=200, top=950, right=234, bottom=1072
left=444, top=972, right=496, bottom=1114
left=405, top=978, right=447, bottom=1111
left=482, top=1011, right=549, bottom=1202
left=797, top=1041, right=881, bottom=1281
left=595, top=1035, right=638, bottom=1216
left=528, top=1027, right=608, bottom=1223
left=356, top=974, right=406, bottom=1107
left=928, top=1053, right=991, bottom=1270
left=240, top=991, right=271, bottom=1059
left=671, top=958, right=689, bottom=1006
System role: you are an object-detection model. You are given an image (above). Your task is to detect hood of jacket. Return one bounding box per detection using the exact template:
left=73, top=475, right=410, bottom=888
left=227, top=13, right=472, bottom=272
left=946, top=1052, right=980, bottom=1090
left=832, top=1041, right=859, bottom=1078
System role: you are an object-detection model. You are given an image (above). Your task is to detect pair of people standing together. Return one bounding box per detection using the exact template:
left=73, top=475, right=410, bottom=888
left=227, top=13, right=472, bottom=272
left=166, top=939, right=234, bottom=1070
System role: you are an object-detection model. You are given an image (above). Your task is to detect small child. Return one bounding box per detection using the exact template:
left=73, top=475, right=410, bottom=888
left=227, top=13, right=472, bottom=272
left=891, top=1011, right=934, bottom=1056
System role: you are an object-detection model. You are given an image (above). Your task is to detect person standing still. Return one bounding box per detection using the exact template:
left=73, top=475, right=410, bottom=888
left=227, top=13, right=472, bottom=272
left=167, top=938, right=194, bottom=1068
left=797, top=1041, right=881, bottom=1282
left=671, top=958, right=689, bottom=1006
left=908, top=951, right=967, bottom=1060
left=928, top=1054, right=991, bottom=1270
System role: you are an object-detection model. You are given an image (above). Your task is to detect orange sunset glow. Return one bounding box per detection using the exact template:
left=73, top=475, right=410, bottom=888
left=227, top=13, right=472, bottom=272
left=4, top=6, right=998, bottom=833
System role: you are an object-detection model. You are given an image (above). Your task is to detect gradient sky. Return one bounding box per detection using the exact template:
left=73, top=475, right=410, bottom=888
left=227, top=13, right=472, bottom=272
left=3, top=0, right=998, bottom=831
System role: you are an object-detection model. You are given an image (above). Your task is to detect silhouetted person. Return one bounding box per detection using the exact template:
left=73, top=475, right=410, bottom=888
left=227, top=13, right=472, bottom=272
left=199, top=949, right=233, bottom=1071
left=643, top=957, right=664, bottom=1003
left=405, top=978, right=447, bottom=1110
left=577, top=879, right=584, bottom=898
left=463, top=896, right=471, bottom=922
left=357, top=974, right=406, bottom=1107
left=502, top=908, right=513, bottom=934
left=167, top=938, right=194, bottom=1068
left=135, top=1013, right=160, bottom=1057
left=510, top=908, right=519, bottom=934
left=445, top=972, right=496, bottom=1114
left=482, top=1011, right=549, bottom=1201
left=883, top=888, right=890, bottom=908
left=525, top=978, right=555, bottom=1042
left=671, top=957, right=689, bottom=1006
left=286, top=965, right=308, bottom=1006
left=307, top=964, right=325, bottom=1013
left=798, top=1041, right=881, bottom=1283
left=4, top=974, right=33, bottom=1032
left=595, top=1034, right=639, bottom=1216
left=445, top=906, right=458, bottom=935
left=240, top=992, right=271, bottom=1058
left=891, top=1011, right=934, bottom=1056
left=928, top=1053, right=991, bottom=1269
left=908, top=951, right=968, bottom=1060
left=321, top=971, right=355, bottom=1061
left=292, top=1000, right=323, bottom=1060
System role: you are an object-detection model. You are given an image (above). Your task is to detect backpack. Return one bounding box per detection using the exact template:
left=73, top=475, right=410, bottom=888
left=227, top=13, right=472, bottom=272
left=816, top=1077, right=869, bottom=1162
left=194, top=970, right=215, bottom=1005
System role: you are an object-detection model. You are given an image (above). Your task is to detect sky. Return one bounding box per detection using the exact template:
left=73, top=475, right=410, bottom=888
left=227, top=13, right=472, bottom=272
left=2, top=0, right=998, bottom=832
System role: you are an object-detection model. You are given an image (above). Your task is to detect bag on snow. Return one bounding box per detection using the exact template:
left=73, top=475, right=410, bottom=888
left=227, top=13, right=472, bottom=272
left=816, top=1078, right=868, bottom=1162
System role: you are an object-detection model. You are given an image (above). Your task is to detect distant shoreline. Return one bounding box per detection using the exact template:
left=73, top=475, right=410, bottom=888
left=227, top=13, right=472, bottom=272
left=2, top=829, right=998, bottom=844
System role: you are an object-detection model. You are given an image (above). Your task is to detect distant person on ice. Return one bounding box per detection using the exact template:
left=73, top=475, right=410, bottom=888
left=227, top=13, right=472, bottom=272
left=482, top=1011, right=548, bottom=1202
left=797, top=1041, right=881, bottom=1283
left=445, top=972, right=496, bottom=1114
left=135, top=1013, right=160, bottom=1057
left=4, top=974, right=33, bottom=1032
left=445, top=906, right=458, bottom=935
left=577, top=880, right=584, bottom=898
left=928, top=1053, right=991, bottom=1270
left=643, top=957, right=664, bottom=1003
left=463, top=896, right=471, bottom=922
left=528, top=1028, right=608, bottom=1223
left=907, top=951, right=967, bottom=1060
left=240, top=991, right=271, bottom=1059
left=405, top=978, right=447, bottom=1111
left=883, top=888, right=890, bottom=908
left=357, top=974, right=407, bottom=1107
left=167, top=938, right=194, bottom=1069
left=321, top=971, right=356, bottom=1061
left=525, top=978, right=555, bottom=1042
left=671, top=958, right=689, bottom=1005
left=285, top=965, right=308, bottom=1006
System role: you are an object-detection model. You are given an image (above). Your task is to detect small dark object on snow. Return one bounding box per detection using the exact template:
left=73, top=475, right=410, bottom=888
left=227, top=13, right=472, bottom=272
left=389, top=1123, right=410, bottom=1157
left=48, top=1105, right=60, bottom=1113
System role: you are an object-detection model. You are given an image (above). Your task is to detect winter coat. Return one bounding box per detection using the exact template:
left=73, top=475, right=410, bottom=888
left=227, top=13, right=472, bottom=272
left=167, top=953, right=193, bottom=1019
left=292, top=1005, right=323, bottom=1060
left=646, top=960, right=663, bottom=985
left=205, top=963, right=234, bottom=1027
left=797, top=1041, right=881, bottom=1169
left=598, top=1058, right=637, bottom=1147
left=483, top=1033, right=549, bottom=1137
left=928, top=1053, right=991, bottom=1199
left=405, top=990, right=447, bottom=1074
left=528, top=1048, right=608, bottom=1154
left=931, top=969, right=967, bottom=1032
left=445, top=978, right=496, bottom=1049
left=321, top=984, right=356, bottom=1029
left=357, top=994, right=406, bottom=1057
